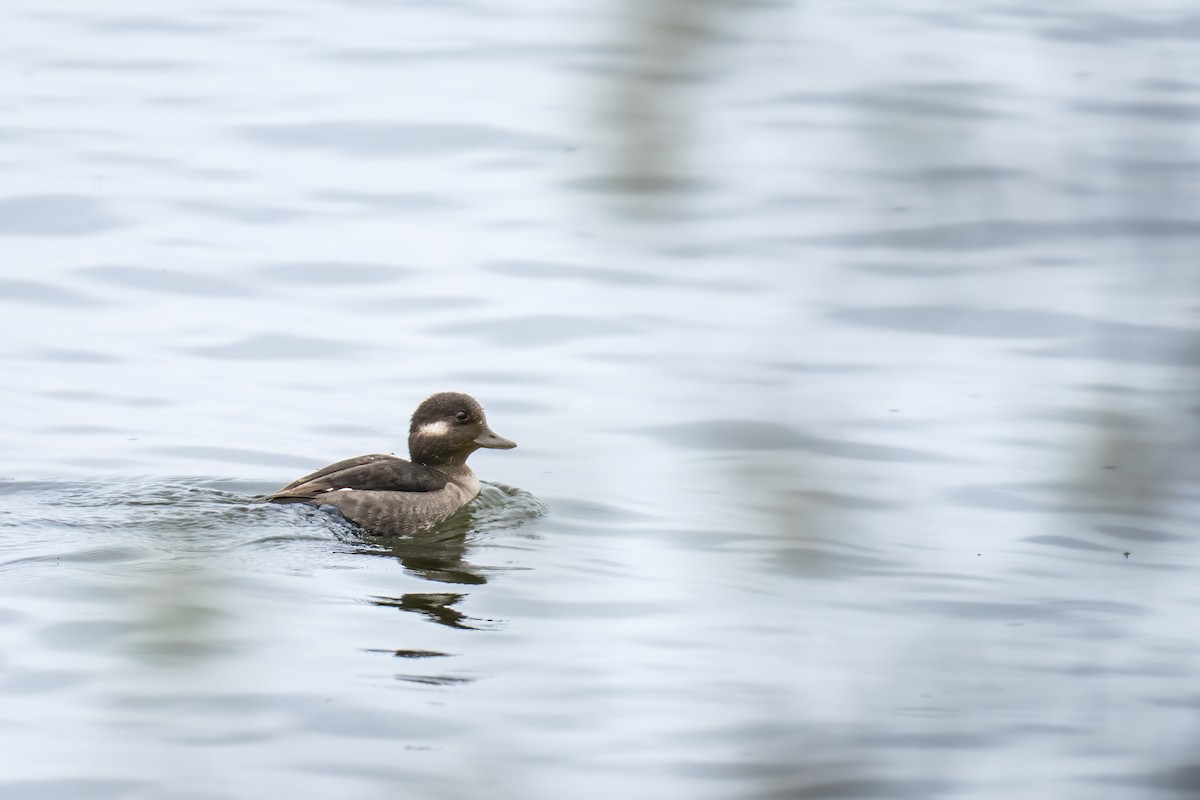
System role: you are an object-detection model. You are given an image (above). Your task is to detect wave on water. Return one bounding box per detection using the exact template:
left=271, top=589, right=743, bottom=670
left=0, top=476, right=545, bottom=550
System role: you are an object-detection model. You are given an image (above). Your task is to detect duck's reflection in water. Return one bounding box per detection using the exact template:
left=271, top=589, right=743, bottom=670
left=353, top=484, right=545, bottom=632
left=357, top=512, right=492, bottom=631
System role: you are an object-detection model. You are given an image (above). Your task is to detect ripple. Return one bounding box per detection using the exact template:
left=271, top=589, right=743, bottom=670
left=235, top=121, right=561, bottom=158
left=183, top=334, right=370, bottom=360
left=0, top=194, right=125, bottom=236
left=833, top=305, right=1090, bottom=339
left=430, top=315, right=634, bottom=346
left=0, top=779, right=156, bottom=800
left=35, top=389, right=172, bottom=407
left=78, top=264, right=247, bottom=297
left=780, top=89, right=1013, bottom=120
left=0, top=279, right=108, bottom=307
left=1075, top=100, right=1200, bottom=121
left=802, top=218, right=1200, bottom=250
left=87, top=16, right=237, bottom=35
left=26, top=348, right=124, bottom=364
left=483, top=259, right=751, bottom=291
left=643, top=420, right=946, bottom=462
left=42, top=58, right=197, bottom=72
left=256, top=260, right=414, bottom=285
left=311, top=190, right=461, bottom=212
left=176, top=200, right=307, bottom=224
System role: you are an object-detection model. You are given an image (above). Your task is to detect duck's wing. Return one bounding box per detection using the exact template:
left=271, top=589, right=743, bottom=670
left=266, top=454, right=448, bottom=500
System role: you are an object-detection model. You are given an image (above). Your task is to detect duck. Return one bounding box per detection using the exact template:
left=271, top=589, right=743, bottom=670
left=265, top=391, right=516, bottom=534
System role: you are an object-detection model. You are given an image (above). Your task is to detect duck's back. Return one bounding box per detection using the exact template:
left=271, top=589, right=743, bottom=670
left=267, top=454, right=448, bottom=497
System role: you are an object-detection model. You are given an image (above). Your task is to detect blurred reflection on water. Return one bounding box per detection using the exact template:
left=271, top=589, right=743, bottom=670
left=1, top=0, right=1199, bottom=798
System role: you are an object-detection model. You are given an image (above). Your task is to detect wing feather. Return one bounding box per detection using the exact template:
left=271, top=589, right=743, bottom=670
left=265, top=454, right=448, bottom=500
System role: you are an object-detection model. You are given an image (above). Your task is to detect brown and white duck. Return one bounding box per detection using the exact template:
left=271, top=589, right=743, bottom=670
left=265, top=392, right=516, bottom=534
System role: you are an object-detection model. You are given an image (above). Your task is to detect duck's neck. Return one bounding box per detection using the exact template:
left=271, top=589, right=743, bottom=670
left=430, top=462, right=475, bottom=483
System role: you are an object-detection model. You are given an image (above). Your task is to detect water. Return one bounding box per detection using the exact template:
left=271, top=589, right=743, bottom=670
left=3, top=1, right=1200, bottom=797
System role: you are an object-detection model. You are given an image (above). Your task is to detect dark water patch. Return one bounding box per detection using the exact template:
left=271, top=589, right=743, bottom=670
left=897, top=597, right=1144, bottom=623
left=0, top=279, right=108, bottom=307
left=1102, top=157, right=1200, bottom=176
left=643, top=420, right=946, bottom=462
left=483, top=259, right=751, bottom=291
left=1034, top=407, right=1149, bottom=430
left=431, top=315, right=635, bottom=346
left=1093, top=523, right=1183, bottom=543
left=1026, top=660, right=1184, bottom=679
left=0, top=194, right=125, bottom=236
left=1020, top=534, right=1112, bottom=552
left=802, top=218, right=1200, bottom=250
left=777, top=546, right=900, bottom=579
left=790, top=490, right=900, bottom=511
left=1141, top=78, right=1200, bottom=93
left=27, top=348, right=124, bottom=364
left=1039, top=11, right=1200, bottom=43
left=779, top=90, right=1012, bottom=121
left=565, top=174, right=718, bottom=197
left=832, top=306, right=1192, bottom=362
left=257, top=260, right=414, bottom=285
left=37, top=619, right=139, bottom=650
left=857, top=730, right=994, bottom=750
left=235, top=121, right=560, bottom=158
left=183, top=333, right=368, bottom=360
left=772, top=776, right=966, bottom=799
left=1034, top=334, right=1200, bottom=366
left=1091, top=763, right=1200, bottom=792
left=311, top=190, right=461, bottom=212
left=78, top=264, right=247, bottom=297
left=1075, top=100, right=1200, bottom=122
left=861, top=165, right=1030, bottom=184
left=0, top=779, right=156, bottom=800
left=394, top=673, right=475, bottom=686
left=845, top=263, right=975, bottom=278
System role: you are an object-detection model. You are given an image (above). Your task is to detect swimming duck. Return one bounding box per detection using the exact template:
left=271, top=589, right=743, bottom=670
left=265, top=392, right=516, bottom=534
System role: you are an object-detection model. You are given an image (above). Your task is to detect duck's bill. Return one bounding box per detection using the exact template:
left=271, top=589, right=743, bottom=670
left=474, top=428, right=517, bottom=449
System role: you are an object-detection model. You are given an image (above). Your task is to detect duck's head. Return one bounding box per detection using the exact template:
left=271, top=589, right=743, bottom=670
left=408, top=391, right=516, bottom=467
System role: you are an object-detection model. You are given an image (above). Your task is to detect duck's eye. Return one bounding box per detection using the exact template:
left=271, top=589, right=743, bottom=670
left=455, top=410, right=470, bottom=422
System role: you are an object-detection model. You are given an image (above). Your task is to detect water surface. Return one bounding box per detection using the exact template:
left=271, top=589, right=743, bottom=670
left=3, top=1, right=1200, bottom=798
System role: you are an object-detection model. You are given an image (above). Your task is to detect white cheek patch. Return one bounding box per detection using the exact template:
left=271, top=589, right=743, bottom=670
left=417, top=420, right=451, bottom=437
